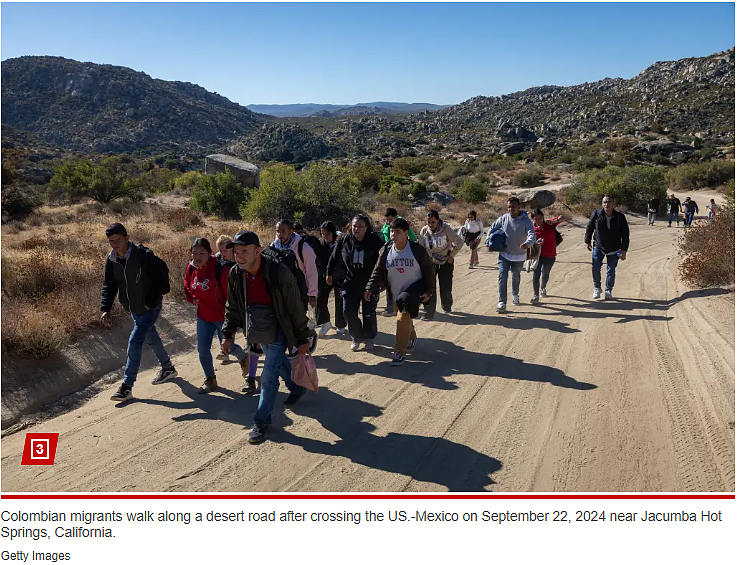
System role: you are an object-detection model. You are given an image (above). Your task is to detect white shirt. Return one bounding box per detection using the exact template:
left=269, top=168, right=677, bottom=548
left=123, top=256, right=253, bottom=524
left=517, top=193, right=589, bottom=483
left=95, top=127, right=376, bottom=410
left=464, top=219, right=484, bottom=234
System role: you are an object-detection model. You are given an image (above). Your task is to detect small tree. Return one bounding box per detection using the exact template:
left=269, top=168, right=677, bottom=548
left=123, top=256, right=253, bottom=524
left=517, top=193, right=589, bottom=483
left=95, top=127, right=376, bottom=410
left=49, top=157, right=140, bottom=203
left=241, top=163, right=302, bottom=224
left=457, top=177, right=488, bottom=203
left=189, top=170, right=246, bottom=219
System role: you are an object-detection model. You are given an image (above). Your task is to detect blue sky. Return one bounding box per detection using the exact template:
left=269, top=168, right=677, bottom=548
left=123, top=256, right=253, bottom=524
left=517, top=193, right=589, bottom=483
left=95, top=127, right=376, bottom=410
left=1, top=2, right=734, bottom=105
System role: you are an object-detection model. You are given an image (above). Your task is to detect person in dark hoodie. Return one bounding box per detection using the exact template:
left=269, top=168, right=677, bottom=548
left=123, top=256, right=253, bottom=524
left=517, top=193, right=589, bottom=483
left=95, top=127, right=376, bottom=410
left=585, top=195, right=630, bottom=300
left=316, top=221, right=347, bottom=336
left=221, top=230, right=312, bottom=445
left=366, top=218, right=435, bottom=366
left=101, top=223, right=177, bottom=402
left=326, top=214, right=384, bottom=352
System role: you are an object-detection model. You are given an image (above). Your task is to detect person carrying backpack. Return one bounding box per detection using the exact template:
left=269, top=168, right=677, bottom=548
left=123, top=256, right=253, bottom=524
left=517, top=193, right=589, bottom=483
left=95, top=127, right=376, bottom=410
left=530, top=210, right=563, bottom=304
left=184, top=237, right=256, bottom=395
left=221, top=230, right=312, bottom=445
left=101, top=223, right=177, bottom=402
left=326, top=214, right=384, bottom=351
left=585, top=194, right=630, bottom=300
left=366, top=218, right=435, bottom=366
left=273, top=220, right=319, bottom=315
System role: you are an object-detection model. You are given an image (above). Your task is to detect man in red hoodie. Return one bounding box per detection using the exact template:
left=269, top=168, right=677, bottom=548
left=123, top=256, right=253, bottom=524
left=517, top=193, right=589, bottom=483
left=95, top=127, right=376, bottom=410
left=184, top=237, right=253, bottom=394
left=530, top=210, right=563, bottom=304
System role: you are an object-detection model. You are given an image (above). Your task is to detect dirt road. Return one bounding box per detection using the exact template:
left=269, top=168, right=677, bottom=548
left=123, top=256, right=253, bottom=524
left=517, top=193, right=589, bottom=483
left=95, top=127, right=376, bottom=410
left=2, top=197, right=734, bottom=492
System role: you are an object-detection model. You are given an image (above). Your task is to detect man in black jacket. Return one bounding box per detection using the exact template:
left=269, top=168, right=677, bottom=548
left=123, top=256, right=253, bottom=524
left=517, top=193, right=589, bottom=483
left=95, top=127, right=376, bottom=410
left=366, top=218, right=435, bottom=366
left=584, top=195, right=630, bottom=300
left=666, top=194, right=682, bottom=227
left=221, top=230, right=311, bottom=444
left=100, top=223, right=177, bottom=402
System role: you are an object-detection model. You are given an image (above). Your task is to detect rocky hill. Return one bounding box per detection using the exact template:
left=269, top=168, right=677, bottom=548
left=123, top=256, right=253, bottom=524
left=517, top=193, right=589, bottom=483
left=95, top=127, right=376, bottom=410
left=1, top=56, right=267, bottom=154
left=247, top=102, right=448, bottom=117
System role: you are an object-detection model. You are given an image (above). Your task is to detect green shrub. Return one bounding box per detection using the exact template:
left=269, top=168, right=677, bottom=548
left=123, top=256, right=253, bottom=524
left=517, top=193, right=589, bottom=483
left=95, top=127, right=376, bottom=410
left=189, top=170, right=246, bottom=219
left=456, top=177, right=488, bottom=203
left=1, top=184, right=41, bottom=222
left=570, top=165, right=667, bottom=210
left=511, top=168, right=544, bottom=188
left=351, top=161, right=385, bottom=192
left=173, top=171, right=204, bottom=192
left=666, top=161, right=735, bottom=190
left=49, top=156, right=141, bottom=203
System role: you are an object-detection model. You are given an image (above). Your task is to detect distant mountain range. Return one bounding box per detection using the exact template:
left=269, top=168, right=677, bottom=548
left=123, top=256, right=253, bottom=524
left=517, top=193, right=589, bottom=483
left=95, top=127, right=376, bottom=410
left=1, top=49, right=734, bottom=162
left=247, top=102, right=450, bottom=117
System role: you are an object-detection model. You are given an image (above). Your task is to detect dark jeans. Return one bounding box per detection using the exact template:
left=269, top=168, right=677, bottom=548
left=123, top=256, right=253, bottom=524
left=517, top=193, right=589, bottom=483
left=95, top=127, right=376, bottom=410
left=668, top=211, right=680, bottom=226
left=532, top=256, right=556, bottom=295
left=124, top=307, right=172, bottom=386
left=316, top=277, right=346, bottom=328
left=254, top=331, right=303, bottom=427
left=342, top=285, right=378, bottom=342
left=685, top=212, right=695, bottom=227
left=423, top=262, right=453, bottom=318
left=592, top=248, right=619, bottom=291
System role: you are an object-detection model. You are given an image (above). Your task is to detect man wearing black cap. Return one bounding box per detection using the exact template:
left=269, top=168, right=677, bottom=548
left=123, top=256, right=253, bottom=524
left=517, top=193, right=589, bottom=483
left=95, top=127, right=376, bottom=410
left=221, top=230, right=311, bottom=444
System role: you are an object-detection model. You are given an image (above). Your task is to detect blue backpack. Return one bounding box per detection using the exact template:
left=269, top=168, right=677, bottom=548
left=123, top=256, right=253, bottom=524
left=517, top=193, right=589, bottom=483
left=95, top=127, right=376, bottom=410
left=487, top=229, right=507, bottom=252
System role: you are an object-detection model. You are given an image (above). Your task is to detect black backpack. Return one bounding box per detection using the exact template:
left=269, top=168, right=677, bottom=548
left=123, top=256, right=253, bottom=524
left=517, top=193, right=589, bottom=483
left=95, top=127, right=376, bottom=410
left=554, top=228, right=563, bottom=246
left=262, top=247, right=308, bottom=309
left=297, top=233, right=324, bottom=273
left=142, top=246, right=171, bottom=295
left=186, top=261, right=225, bottom=289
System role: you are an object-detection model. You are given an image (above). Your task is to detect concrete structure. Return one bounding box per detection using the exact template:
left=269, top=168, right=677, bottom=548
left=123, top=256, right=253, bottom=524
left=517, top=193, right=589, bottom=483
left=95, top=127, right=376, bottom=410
left=205, top=154, right=260, bottom=188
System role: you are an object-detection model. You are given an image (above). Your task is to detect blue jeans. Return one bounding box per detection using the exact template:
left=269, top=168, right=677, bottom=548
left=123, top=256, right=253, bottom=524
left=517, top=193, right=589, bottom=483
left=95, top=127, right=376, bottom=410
left=254, top=332, right=303, bottom=427
left=668, top=211, right=680, bottom=226
left=498, top=256, right=524, bottom=304
left=592, top=248, right=619, bottom=291
left=196, top=318, right=246, bottom=378
left=533, top=257, right=556, bottom=296
left=342, top=286, right=378, bottom=342
left=124, top=307, right=172, bottom=385
left=685, top=212, right=695, bottom=227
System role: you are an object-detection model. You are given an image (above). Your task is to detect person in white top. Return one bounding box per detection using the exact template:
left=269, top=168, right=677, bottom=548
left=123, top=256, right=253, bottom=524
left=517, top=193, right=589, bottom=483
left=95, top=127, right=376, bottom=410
left=707, top=199, right=717, bottom=227
left=462, top=210, right=485, bottom=269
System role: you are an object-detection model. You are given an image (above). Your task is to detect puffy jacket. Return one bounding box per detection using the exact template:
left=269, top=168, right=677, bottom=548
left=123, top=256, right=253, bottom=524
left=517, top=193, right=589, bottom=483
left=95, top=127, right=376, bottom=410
left=366, top=240, right=435, bottom=297
left=222, top=251, right=310, bottom=350
left=100, top=243, right=167, bottom=315
left=272, top=234, right=319, bottom=298
left=183, top=256, right=231, bottom=323
left=488, top=211, right=536, bottom=256
left=327, top=231, right=385, bottom=294
left=419, top=221, right=464, bottom=264
left=585, top=209, right=630, bottom=254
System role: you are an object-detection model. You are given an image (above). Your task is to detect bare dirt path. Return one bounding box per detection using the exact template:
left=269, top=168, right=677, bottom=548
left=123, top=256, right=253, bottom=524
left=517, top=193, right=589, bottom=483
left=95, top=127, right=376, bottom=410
left=2, top=195, right=734, bottom=492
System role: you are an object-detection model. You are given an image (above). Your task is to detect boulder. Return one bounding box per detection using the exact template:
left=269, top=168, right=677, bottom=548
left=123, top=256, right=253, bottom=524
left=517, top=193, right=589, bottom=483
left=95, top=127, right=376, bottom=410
left=515, top=189, right=556, bottom=209
left=499, top=142, right=526, bottom=156
left=205, top=154, right=260, bottom=188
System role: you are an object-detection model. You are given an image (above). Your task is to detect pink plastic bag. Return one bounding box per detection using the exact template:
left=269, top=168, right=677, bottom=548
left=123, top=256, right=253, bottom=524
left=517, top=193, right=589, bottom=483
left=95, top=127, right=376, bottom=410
left=291, top=354, right=319, bottom=392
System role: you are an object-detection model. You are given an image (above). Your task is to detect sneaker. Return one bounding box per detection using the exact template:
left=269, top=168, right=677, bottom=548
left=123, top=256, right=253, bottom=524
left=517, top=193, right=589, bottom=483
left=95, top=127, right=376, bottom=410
left=497, top=302, right=506, bottom=312
left=468, top=263, right=474, bottom=269
left=406, top=338, right=417, bottom=352
left=593, top=288, right=602, bottom=299
left=284, top=387, right=306, bottom=406
left=540, top=288, right=547, bottom=297
left=336, top=328, right=347, bottom=336
left=152, top=365, right=178, bottom=385
left=318, top=322, right=332, bottom=337
left=241, top=377, right=260, bottom=395
left=604, top=290, right=613, bottom=300
left=248, top=424, right=269, bottom=444
left=364, top=340, right=375, bottom=351
left=198, top=376, right=218, bottom=394
left=473, top=261, right=480, bottom=266
left=381, top=309, right=396, bottom=317
left=350, top=340, right=361, bottom=352
left=512, top=294, right=520, bottom=306
left=420, top=314, right=433, bottom=321
left=110, top=383, right=132, bottom=402
left=531, top=295, right=540, bottom=304
left=391, top=353, right=406, bottom=366
left=215, top=352, right=228, bottom=361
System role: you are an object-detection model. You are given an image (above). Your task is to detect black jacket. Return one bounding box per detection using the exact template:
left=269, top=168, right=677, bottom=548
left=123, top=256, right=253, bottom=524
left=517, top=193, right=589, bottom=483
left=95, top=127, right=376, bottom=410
left=100, top=243, right=167, bottom=315
left=326, top=231, right=384, bottom=294
left=667, top=197, right=682, bottom=213
left=366, top=240, right=436, bottom=297
left=684, top=200, right=699, bottom=214
left=585, top=209, right=630, bottom=254
left=222, top=251, right=310, bottom=350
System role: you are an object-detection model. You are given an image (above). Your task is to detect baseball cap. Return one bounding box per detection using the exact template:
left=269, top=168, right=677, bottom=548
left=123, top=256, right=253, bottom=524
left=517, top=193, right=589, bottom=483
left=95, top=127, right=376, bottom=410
left=226, top=230, right=260, bottom=248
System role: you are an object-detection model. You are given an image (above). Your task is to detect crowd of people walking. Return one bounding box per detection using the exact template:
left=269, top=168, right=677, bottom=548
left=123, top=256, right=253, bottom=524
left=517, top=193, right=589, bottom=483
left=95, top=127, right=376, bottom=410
left=101, top=191, right=712, bottom=443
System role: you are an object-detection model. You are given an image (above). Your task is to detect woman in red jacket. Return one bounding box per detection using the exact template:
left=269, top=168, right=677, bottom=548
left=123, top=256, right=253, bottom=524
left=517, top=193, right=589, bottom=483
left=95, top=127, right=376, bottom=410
left=184, top=238, right=256, bottom=395
left=531, top=210, right=563, bottom=304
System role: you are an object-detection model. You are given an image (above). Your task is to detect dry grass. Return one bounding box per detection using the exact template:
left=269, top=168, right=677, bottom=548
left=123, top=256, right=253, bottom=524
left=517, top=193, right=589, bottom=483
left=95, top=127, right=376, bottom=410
left=679, top=213, right=735, bottom=288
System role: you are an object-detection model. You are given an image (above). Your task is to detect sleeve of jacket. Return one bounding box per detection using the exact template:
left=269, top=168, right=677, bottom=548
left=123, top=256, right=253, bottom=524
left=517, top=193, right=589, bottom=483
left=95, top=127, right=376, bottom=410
left=100, top=258, right=118, bottom=313
left=143, top=248, right=167, bottom=306
left=524, top=218, right=536, bottom=247
left=447, top=225, right=465, bottom=258
left=326, top=237, right=342, bottom=277
left=619, top=213, right=630, bottom=252
left=584, top=211, right=597, bottom=245
left=280, top=265, right=310, bottom=345
left=222, top=268, right=242, bottom=340
left=418, top=244, right=436, bottom=296
left=366, top=245, right=389, bottom=294
left=301, top=241, right=319, bottom=297
left=183, top=266, right=195, bottom=305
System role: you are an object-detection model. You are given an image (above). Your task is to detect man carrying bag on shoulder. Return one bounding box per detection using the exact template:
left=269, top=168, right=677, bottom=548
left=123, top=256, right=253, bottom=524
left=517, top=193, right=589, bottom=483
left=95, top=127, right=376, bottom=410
left=221, top=231, right=311, bottom=445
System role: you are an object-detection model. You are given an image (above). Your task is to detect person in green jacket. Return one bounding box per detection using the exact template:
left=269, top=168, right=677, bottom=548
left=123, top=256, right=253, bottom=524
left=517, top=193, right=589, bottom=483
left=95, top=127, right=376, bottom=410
left=380, top=208, right=416, bottom=316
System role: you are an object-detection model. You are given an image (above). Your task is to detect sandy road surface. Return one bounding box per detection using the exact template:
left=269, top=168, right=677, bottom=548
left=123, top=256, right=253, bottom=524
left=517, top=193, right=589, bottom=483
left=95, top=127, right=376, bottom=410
left=2, top=196, right=734, bottom=492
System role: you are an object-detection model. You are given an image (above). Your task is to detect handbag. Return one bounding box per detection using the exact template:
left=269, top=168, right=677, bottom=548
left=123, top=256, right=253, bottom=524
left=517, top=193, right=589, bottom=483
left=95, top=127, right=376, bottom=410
left=243, top=273, right=279, bottom=344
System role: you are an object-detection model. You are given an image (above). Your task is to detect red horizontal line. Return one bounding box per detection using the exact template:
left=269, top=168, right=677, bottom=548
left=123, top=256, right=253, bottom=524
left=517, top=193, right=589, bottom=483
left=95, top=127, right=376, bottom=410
left=2, top=495, right=735, bottom=500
